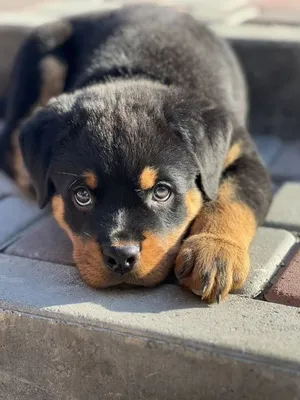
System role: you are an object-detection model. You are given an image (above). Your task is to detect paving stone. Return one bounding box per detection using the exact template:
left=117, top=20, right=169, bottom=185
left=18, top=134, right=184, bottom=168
left=0, top=254, right=300, bottom=400
left=5, top=214, right=74, bottom=265
left=239, top=227, right=296, bottom=298
left=0, top=171, right=19, bottom=199
left=265, top=183, right=300, bottom=231
left=269, top=141, right=300, bottom=181
left=0, top=196, right=42, bottom=247
left=265, top=247, right=300, bottom=308
left=253, top=135, right=282, bottom=166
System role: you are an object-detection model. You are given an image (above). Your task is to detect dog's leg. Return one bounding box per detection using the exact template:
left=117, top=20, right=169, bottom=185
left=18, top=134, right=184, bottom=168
left=175, top=131, right=272, bottom=303
left=0, top=20, right=72, bottom=193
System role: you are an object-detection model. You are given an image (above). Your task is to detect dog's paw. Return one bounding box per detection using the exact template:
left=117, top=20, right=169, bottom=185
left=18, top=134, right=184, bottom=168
left=175, top=233, right=250, bottom=303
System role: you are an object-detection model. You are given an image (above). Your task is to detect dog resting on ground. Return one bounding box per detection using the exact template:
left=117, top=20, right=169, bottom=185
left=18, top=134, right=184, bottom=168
left=0, top=4, right=272, bottom=303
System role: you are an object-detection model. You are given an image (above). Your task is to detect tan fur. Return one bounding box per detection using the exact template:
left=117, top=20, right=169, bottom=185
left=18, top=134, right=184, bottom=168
left=39, top=55, right=68, bottom=106
left=176, top=179, right=257, bottom=302
left=129, top=188, right=202, bottom=286
left=11, top=128, right=32, bottom=193
left=51, top=195, right=118, bottom=288
left=10, top=55, right=68, bottom=196
left=185, top=187, right=202, bottom=220
left=190, top=180, right=256, bottom=243
left=139, top=166, right=158, bottom=190
left=83, top=170, right=98, bottom=190
left=224, top=142, right=242, bottom=169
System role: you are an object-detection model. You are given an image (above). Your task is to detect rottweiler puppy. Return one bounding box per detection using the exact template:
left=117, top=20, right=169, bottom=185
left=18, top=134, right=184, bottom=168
left=0, top=4, right=272, bottom=303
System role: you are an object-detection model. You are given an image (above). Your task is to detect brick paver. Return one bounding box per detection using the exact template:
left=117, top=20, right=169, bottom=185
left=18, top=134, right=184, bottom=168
left=265, top=183, right=300, bottom=232
left=265, top=248, right=300, bottom=307
left=0, top=196, right=42, bottom=248
left=5, top=214, right=74, bottom=265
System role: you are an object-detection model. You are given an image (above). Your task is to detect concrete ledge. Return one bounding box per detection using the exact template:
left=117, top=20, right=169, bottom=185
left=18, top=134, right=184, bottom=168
left=0, top=254, right=299, bottom=399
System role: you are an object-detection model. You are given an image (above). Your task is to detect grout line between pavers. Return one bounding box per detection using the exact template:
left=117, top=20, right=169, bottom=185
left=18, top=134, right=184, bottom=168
left=263, top=222, right=300, bottom=238
left=0, top=211, right=47, bottom=252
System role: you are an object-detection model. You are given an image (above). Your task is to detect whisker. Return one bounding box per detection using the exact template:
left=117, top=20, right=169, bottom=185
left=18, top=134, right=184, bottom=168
left=54, top=172, right=82, bottom=177
left=83, top=231, right=92, bottom=237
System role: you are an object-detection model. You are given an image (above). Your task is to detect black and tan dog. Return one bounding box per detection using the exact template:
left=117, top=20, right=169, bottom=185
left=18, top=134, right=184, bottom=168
left=0, top=4, right=272, bottom=303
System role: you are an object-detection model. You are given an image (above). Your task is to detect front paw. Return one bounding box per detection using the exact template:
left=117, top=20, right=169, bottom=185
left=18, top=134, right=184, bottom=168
left=175, top=233, right=250, bottom=303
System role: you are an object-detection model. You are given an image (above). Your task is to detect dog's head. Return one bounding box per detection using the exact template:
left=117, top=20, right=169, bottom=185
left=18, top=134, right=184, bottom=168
left=20, top=80, right=231, bottom=287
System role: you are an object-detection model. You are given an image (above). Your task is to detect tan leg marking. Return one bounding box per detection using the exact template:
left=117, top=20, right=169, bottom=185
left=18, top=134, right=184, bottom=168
left=175, top=180, right=256, bottom=303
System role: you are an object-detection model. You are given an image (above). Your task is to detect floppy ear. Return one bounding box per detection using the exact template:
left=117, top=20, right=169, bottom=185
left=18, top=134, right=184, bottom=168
left=19, top=107, right=60, bottom=208
left=165, top=97, right=232, bottom=201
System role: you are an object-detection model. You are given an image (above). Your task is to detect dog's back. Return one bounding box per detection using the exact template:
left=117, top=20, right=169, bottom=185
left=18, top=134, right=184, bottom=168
left=68, top=5, right=247, bottom=122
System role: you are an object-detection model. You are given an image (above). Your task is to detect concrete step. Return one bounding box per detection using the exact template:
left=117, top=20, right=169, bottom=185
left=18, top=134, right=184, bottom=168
left=0, top=253, right=299, bottom=400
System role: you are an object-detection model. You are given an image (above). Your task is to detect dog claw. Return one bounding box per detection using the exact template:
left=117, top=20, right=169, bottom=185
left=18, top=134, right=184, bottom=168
left=217, top=293, right=222, bottom=304
left=177, top=266, right=186, bottom=277
left=201, top=284, right=208, bottom=295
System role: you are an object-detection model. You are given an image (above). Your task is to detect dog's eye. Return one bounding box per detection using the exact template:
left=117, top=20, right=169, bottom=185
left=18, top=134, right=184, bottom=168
left=152, top=184, right=171, bottom=202
left=73, top=187, right=93, bottom=208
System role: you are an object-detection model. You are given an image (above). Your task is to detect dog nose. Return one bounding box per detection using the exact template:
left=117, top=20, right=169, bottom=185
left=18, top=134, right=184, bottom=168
left=103, top=245, right=140, bottom=275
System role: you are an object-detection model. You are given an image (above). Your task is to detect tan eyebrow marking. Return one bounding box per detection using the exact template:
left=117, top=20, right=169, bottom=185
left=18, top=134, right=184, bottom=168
left=139, top=167, right=158, bottom=190
left=83, top=170, right=98, bottom=189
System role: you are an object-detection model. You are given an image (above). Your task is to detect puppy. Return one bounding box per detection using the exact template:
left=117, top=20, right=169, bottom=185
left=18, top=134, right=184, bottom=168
left=0, top=4, right=272, bottom=302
